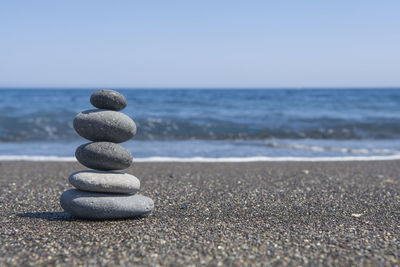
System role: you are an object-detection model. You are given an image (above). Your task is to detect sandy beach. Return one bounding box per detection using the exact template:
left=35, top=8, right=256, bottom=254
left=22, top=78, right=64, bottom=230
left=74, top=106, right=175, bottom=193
left=0, top=160, right=398, bottom=265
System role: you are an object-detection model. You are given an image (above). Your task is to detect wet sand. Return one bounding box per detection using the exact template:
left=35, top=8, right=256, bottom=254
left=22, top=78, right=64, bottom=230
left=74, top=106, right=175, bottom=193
left=0, top=161, right=399, bottom=266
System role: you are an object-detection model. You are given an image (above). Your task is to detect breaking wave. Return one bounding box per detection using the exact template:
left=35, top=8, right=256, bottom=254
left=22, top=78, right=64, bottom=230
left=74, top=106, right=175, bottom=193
left=1, top=114, right=400, bottom=142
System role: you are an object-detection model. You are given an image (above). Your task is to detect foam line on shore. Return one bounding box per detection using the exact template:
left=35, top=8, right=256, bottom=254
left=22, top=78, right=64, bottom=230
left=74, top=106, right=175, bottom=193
left=2, top=155, right=400, bottom=162
left=135, top=155, right=400, bottom=162
left=0, top=155, right=76, bottom=162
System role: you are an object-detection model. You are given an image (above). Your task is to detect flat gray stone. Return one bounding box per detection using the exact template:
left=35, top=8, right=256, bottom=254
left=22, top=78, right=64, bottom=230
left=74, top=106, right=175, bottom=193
left=60, top=189, right=154, bottom=220
left=90, top=89, right=127, bottom=111
left=75, top=142, right=133, bottom=171
left=69, top=170, right=140, bottom=193
left=73, top=109, right=136, bottom=143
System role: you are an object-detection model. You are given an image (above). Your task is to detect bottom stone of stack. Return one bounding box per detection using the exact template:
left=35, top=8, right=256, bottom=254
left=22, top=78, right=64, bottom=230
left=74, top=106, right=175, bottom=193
left=60, top=189, right=154, bottom=220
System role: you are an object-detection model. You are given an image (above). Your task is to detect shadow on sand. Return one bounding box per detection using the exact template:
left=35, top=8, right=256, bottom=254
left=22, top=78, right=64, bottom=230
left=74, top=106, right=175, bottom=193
left=16, top=212, right=77, bottom=221
left=16, top=212, right=148, bottom=222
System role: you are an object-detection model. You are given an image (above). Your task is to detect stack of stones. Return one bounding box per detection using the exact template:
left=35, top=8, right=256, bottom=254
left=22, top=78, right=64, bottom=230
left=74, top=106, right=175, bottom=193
left=60, top=89, right=154, bottom=220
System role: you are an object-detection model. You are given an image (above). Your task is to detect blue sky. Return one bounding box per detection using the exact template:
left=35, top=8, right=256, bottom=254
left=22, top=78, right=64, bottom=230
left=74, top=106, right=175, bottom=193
left=1, top=1, right=399, bottom=88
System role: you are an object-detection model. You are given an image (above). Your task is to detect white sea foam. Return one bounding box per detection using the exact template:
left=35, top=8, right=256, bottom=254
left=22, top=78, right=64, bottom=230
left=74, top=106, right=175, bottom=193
left=134, top=155, right=400, bottom=162
left=1, top=155, right=400, bottom=162
left=265, top=142, right=393, bottom=154
left=0, top=155, right=76, bottom=162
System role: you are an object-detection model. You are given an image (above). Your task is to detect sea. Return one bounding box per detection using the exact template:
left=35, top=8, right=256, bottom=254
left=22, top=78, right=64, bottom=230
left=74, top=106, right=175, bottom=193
left=1, top=89, right=400, bottom=161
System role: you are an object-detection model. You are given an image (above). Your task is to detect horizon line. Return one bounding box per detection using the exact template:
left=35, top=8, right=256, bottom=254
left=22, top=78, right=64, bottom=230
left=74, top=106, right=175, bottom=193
left=1, top=86, right=400, bottom=90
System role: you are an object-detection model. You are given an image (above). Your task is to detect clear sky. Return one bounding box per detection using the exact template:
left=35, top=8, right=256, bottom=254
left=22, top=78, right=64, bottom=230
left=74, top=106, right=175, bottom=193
left=1, top=0, right=399, bottom=88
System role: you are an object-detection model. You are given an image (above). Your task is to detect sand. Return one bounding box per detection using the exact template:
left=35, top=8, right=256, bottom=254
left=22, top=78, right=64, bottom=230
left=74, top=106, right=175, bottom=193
left=0, top=161, right=399, bottom=266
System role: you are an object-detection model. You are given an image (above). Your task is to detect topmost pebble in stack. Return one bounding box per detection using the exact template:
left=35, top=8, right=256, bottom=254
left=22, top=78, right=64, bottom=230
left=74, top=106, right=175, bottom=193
left=60, top=89, right=154, bottom=220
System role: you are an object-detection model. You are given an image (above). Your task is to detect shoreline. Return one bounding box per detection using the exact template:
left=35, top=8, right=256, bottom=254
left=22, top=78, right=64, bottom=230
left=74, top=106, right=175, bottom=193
left=2, top=154, right=400, bottom=162
left=1, top=160, right=399, bottom=265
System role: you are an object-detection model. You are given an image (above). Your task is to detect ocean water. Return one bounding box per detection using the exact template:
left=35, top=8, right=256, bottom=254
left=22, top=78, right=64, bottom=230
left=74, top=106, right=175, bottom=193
left=1, top=89, right=400, bottom=161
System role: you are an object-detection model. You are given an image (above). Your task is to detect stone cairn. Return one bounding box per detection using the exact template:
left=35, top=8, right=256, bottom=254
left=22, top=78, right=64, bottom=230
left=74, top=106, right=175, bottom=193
left=60, top=89, right=154, bottom=220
